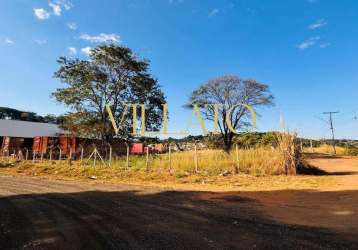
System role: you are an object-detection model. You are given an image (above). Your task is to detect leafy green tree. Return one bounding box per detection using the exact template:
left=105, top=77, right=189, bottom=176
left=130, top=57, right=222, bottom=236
left=53, top=44, right=166, bottom=143
left=0, top=107, right=40, bottom=121
left=0, top=106, right=62, bottom=124
left=188, top=75, right=274, bottom=152
left=41, top=114, right=65, bottom=124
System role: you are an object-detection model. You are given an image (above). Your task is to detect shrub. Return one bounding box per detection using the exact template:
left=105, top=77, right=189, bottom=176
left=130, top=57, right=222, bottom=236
left=276, top=132, right=300, bottom=175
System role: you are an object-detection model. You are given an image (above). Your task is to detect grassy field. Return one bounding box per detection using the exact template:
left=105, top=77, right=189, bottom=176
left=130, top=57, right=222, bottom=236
left=1, top=147, right=290, bottom=176
left=0, top=144, right=334, bottom=191
left=2, top=132, right=331, bottom=190
left=108, top=148, right=287, bottom=176
left=304, top=144, right=351, bottom=155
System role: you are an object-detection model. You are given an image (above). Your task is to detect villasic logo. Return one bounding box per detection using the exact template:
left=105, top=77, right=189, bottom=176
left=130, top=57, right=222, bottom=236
left=106, top=103, right=256, bottom=136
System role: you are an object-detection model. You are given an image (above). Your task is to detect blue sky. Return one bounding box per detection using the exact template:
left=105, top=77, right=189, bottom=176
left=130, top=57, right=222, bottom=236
left=0, top=0, right=358, bottom=139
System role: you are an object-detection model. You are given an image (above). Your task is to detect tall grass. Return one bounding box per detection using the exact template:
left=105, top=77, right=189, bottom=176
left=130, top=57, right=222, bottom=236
left=276, top=131, right=300, bottom=175
left=1, top=132, right=301, bottom=177
left=107, top=133, right=300, bottom=177
left=149, top=148, right=285, bottom=176
left=304, top=144, right=347, bottom=155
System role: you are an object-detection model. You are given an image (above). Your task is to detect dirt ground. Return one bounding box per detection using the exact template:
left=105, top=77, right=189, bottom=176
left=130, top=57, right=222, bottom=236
left=244, top=154, right=358, bottom=237
left=1, top=154, right=358, bottom=249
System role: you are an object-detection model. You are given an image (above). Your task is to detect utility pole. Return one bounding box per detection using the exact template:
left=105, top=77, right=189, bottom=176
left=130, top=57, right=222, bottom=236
left=323, top=111, right=339, bottom=154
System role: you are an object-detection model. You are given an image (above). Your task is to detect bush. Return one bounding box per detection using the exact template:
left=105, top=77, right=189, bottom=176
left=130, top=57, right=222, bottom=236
left=347, top=147, right=358, bottom=156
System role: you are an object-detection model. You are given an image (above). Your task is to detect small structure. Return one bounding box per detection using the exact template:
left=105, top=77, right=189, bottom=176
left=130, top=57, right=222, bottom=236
left=0, top=119, right=65, bottom=156
left=0, top=119, right=128, bottom=158
left=131, top=143, right=146, bottom=154
left=32, top=136, right=49, bottom=154
left=152, top=143, right=167, bottom=153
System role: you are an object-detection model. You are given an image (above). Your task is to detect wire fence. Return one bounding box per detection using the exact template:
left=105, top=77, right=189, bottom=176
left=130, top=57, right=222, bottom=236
left=0, top=143, right=293, bottom=176
left=0, top=143, right=221, bottom=174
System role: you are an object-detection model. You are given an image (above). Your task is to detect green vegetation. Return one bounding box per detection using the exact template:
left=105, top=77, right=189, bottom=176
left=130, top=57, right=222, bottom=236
left=1, top=131, right=300, bottom=177
left=53, top=44, right=166, bottom=142
left=0, top=106, right=62, bottom=124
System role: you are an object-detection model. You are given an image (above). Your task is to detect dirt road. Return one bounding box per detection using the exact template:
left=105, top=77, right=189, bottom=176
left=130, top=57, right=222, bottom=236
left=1, top=155, right=358, bottom=249
left=230, top=154, right=358, bottom=239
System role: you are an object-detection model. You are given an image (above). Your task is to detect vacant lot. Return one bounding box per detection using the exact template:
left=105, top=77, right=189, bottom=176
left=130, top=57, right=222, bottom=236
left=0, top=154, right=358, bottom=249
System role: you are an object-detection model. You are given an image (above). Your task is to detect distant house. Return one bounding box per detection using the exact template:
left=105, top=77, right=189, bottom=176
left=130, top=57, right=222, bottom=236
left=0, top=119, right=128, bottom=158
left=130, top=143, right=146, bottom=154
left=0, top=119, right=66, bottom=156
left=0, top=119, right=64, bottom=138
left=151, top=143, right=168, bottom=153
left=0, top=119, right=168, bottom=158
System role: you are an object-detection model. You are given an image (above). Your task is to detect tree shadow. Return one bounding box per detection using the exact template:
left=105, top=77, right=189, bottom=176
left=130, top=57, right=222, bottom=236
left=297, top=163, right=329, bottom=175
left=304, top=153, right=345, bottom=160
left=298, top=155, right=358, bottom=176
left=296, top=163, right=357, bottom=176
left=0, top=162, right=15, bottom=168
left=0, top=188, right=357, bottom=249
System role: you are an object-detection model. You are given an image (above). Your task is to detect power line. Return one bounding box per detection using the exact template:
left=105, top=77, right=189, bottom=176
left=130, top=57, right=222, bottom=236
left=314, top=115, right=330, bottom=125
left=322, top=111, right=339, bottom=154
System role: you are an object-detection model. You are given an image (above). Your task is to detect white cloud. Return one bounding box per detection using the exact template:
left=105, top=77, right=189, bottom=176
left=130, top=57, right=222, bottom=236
left=81, top=47, right=92, bottom=56
left=319, top=43, right=330, bottom=48
left=56, top=0, right=73, bottom=10
left=34, top=8, right=50, bottom=20
left=67, top=22, right=77, bottom=30
left=49, top=2, right=62, bottom=16
left=4, top=38, right=14, bottom=45
left=297, top=36, right=320, bottom=50
left=308, top=19, right=327, bottom=30
left=209, top=8, right=219, bottom=17
left=35, top=39, right=47, bottom=45
left=79, top=33, right=121, bottom=43
left=33, top=1, right=72, bottom=20
left=67, top=47, right=77, bottom=55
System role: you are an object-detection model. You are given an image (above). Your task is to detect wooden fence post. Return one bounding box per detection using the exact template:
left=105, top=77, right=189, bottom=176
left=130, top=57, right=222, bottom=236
left=168, top=145, right=172, bottom=173
left=93, top=148, right=97, bottom=168
left=69, top=147, right=72, bottom=160
left=194, top=143, right=198, bottom=173
left=18, top=150, right=24, bottom=161
left=40, top=151, right=44, bottom=162
left=59, top=149, right=62, bottom=161
left=235, top=144, right=239, bottom=174
left=25, top=149, right=28, bottom=161
left=109, top=145, right=112, bottom=167
left=126, top=145, right=129, bottom=169
left=49, top=149, right=53, bottom=161
left=145, top=147, right=149, bottom=172
left=80, top=147, right=84, bottom=164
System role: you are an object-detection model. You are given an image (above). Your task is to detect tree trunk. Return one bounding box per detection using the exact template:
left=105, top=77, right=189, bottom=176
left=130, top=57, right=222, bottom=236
left=223, top=132, right=234, bottom=153
left=223, top=137, right=232, bottom=153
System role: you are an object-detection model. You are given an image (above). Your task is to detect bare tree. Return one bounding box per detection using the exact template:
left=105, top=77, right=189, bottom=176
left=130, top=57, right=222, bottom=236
left=188, top=75, right=274, bottom=152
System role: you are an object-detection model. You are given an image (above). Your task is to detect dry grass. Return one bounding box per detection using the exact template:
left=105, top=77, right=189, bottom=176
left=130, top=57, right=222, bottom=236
left=276, top=132, right=300, bottom=175
left=0, top=138, right=298, bottom=178
left=116, top=132, right=299, bottom=177
left=0, top=159, right=334, bottom=192
left=304, top=144, right=347, bottom=155
left=191, top=148, right=283, bottom=176
left=0, top=132, right=305, bottom=189
left=60, top=146, right=291, bottom=177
